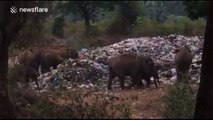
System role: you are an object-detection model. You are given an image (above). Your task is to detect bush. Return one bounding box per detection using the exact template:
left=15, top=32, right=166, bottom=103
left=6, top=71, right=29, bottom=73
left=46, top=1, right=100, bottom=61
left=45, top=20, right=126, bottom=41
left=64, top=20, right=102, bottom=49
left=8, top=64, right=26, bottom=89
left=10, top=21, right=43, bottom=50
left=104, top=7, right=129, bottom=35
left=132, top=15, right=206, bottom=37
left=191, top=18, right=206, bottom=36
left=105, top=2, right=142, bottom=36
left=132, top=16, right=158, bottom=37
left=18, top=89, right=131, bottom=119
left=162, top=82, right=196, bottom=119
left=94, top=19, right=111, bottom=34
left=9, top=15, right=53, bottom=52
left=52, top=15, right=65, bottom=38
left=43, top=16, right=55, bottom=33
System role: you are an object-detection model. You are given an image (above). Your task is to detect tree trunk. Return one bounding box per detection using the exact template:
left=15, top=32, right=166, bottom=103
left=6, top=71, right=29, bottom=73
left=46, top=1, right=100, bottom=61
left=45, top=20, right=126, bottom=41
left=0, top=44, right=16, bottom=118
left=84, top=12, right=90, bottom=30
left=194, top=2, right=213, bottom=119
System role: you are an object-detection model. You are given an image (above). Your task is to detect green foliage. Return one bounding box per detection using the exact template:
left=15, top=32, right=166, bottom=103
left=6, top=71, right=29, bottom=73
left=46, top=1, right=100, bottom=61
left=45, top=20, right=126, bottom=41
left=162, top=82, right=196, bottom=119
left=42, top=16, right=55, bottom=34
left=52, top=15, right=65, bottom=38
left=19, top=90, right=131, bottom=119
left=183, top=1, right=208, bottom=20
left=58, top=1, right=112, bottom=29
left=94, top=18, right=111, bottom=33
left=192, top=18, right=206, bottom=36
left=29, top=97, right=71, bottom=119
left=9, top=1, right=52, bottom=50
left=132, top=16, right=158, bottom=37
left=8, top=65, right=21, bottom=89
left=132, top=15, right=206, bottom=37
left=62, top=14, right=205, bottom=49
left=8, top=64, right=30, bottom=91
left=26, top=1, right=206, bottom=50
left=10, top=21, right=43, bottom=50
left=143, top=1, right=187, bottom=22
left=105, top=1, right=142, bottom=35
left=117, top=1, right=141, bottom=26
left=64, top=20, right=102, bottom=49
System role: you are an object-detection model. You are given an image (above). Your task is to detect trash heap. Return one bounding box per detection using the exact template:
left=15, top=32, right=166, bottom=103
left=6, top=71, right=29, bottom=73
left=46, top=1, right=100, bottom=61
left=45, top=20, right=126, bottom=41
left=35, top=34, right=204, bottom=92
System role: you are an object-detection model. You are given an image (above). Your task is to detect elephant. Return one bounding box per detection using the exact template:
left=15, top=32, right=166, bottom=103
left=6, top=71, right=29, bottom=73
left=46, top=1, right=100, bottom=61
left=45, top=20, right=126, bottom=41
left=174, top=45, right=193, bottom=82
left=107, top=53, right=159, bottom=90
left=18, top=46, right=79, bottom=74
left=139, top=56, right=160, bottom=88
left=16, top=64, right=40, bottom=90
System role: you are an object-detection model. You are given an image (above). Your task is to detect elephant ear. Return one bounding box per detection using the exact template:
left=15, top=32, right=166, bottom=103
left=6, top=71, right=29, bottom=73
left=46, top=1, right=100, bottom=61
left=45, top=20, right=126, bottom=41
left=173, top=49, right=179, bottom=53
left=67, top=48, right=79, bottom=59
left=184, top=45, right=191, bottom=53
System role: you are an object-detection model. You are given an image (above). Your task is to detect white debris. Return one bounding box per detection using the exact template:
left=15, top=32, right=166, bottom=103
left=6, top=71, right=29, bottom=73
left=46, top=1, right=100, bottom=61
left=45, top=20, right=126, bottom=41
left=24, top=34, right=203, bottom=91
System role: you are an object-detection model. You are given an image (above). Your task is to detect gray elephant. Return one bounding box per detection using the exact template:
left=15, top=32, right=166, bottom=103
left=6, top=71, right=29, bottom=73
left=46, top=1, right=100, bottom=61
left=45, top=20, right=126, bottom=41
left=39, top=47, right=79, bottom=73
left=15, top=64, right=40, bottom=90
left=18, top=49, right=41, bottom=74
left=174, top=45, right=193, bottom=82
left=19, top=46, right=79, bottom=74
left=40, top=50, right=64, bottom=73
left=139, top=56, right=160, bottom=88
left=107, top=53, right=159, bottom=90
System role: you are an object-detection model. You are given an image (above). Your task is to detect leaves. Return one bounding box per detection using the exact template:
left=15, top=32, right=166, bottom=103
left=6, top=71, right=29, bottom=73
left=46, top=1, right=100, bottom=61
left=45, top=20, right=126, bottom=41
left=183, top=1, right=208, bottom=20
left=162, top=82, right=196, bottom=119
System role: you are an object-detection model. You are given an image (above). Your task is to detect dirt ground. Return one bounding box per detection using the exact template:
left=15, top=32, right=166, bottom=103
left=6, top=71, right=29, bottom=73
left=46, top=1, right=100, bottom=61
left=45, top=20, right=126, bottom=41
left=47, top=83, right=169, bottom=119
left=106, top=83, right=168, bottom=119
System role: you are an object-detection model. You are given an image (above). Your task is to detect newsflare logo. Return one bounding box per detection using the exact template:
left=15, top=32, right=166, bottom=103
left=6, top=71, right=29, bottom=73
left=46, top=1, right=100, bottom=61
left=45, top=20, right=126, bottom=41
left=10, top=6, right=18, bottom=14
left=10, top=6, right=48, bottom=14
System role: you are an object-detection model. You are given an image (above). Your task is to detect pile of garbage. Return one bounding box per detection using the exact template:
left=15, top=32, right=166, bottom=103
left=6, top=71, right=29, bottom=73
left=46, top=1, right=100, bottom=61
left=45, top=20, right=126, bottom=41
left=34, top=34, right=204, bottom=92
left=37, top=59, right=109, bottom=91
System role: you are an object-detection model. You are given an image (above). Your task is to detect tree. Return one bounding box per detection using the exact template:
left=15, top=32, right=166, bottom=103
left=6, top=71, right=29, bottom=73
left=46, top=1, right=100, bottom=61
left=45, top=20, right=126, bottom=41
left=59, top=1, right=104, bottom=30
left=143, top=1, right=187, bottom=23
left=0, top=2, right=27, bottom=118
left=0, top=1, right=50, bottom=118
left=9, top=1, right=53, bottom=50
left=194, top=2, right=213, bottom=119
left=183, top=1, right=208, bottom=20
left=106, top=1, right=142, bottom=35
left=116, top=1, right=141, bottom=27
left=52, top=15, right=65, bottom=38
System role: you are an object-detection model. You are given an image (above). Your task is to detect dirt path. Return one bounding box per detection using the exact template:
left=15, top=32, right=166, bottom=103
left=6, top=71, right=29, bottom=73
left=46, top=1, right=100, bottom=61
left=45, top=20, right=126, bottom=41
left=47, top=83, right=169, bottom=119
left=108, top=83, right=168, bottom=119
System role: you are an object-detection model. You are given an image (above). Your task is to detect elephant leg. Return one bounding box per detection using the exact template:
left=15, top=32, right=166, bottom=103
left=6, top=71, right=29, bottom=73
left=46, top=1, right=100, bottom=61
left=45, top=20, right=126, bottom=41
left=178, top=68, right=187, bottom=83
left=23, top=75, right=30, bottom=89
left=137, top=79, right=144, bottom=88
left=131, top=74, right=142, bottom=89
left=118, top=75, right=125, bottom=89
left=145, top=77, right=151, bottom=88
left=185, top=65, right=191, bottom=81
left=157, top=78, right=161, bottom=85
left=183, top=70, right=189, bottom=83
left=107, top=72, right=115, bottom=90
left=34, top=79, right=40, bottom=91
left=30, top=76, right=40, bottom=90
left=176, top=67, right=181, bottom=82
left=154, top=77, right=158, bottom=88
left=40, top=65, right=44, bottom=74
left=130, top=74, right=137, bottom=89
